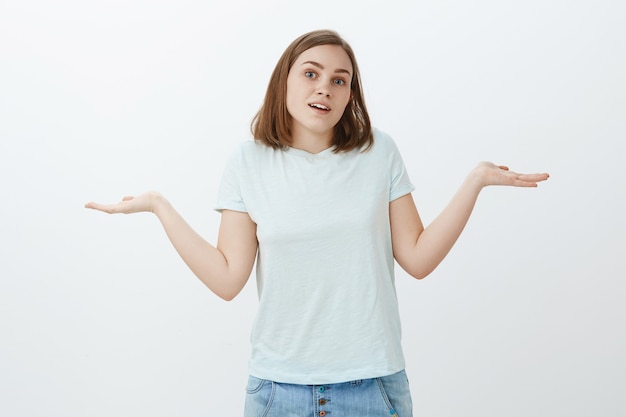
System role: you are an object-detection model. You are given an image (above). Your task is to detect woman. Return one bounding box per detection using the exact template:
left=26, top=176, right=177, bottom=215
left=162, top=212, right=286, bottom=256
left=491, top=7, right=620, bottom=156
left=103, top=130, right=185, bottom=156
left=86, top=29, right=549, bottom=416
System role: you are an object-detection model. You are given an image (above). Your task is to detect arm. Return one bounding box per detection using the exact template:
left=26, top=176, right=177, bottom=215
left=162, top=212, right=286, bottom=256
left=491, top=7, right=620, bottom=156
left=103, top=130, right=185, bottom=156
left=85, top=191, right=257, bottom=301
left=390, top=162, right=549, bottom=280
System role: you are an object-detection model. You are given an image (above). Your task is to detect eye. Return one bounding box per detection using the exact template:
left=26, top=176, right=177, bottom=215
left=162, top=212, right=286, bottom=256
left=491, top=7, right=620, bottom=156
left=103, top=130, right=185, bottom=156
left=305, top=71, right=316, bottom=79
left=333, top=78, right=346, bottom=86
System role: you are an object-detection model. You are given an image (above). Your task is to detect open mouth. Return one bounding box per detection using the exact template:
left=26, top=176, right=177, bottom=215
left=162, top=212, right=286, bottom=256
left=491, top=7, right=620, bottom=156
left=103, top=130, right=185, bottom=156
left=309, top=103, right=330, bottom=111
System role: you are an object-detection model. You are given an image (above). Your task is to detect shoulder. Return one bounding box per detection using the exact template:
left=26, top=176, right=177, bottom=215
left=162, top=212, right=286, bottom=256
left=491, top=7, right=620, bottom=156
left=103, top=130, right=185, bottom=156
left=369, top=127, right=402, bottom=156
left=223, top=140, right=288, bottom=178
left=372, top=126, right=391, bottom=142
left=232, top=139, right=265, bottom=154
left=227, top=139, right=276, bottom=161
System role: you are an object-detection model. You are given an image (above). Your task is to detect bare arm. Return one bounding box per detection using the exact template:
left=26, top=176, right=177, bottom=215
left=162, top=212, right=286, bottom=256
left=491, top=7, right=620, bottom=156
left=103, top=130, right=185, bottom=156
left=391, top=162, right=549, bottom=279
left=85, top=191, right=257, bottom=301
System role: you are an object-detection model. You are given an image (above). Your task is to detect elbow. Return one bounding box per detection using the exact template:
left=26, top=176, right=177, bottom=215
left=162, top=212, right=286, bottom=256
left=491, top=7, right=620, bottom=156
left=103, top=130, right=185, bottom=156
left=210, top=278, right=246, bottom=302
left=396, top=253, right=438, bottom=280
left=411, top=273, right=428, bottom=280
left=197, top=271, right=247, bottom=302
left=219, top=293, right=237, bottom=302
left=402, top=263, right=434, bottom=280
left=213, top=287, right=241, bottom=302
left=395, top=248, right=433, bottom=280
left=408, top=270, right=430, bottom=280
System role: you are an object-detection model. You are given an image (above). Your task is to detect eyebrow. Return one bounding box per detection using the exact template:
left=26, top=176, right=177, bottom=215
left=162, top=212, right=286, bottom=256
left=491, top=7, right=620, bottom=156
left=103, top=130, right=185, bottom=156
left=301, top=60, right=352, bottom=76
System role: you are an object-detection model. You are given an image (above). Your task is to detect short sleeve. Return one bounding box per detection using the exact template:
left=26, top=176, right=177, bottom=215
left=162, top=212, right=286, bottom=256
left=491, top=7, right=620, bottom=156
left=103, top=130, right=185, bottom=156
left=214, top=144, right=248, bottom=213
left=384, top=131, right=415, bottom=202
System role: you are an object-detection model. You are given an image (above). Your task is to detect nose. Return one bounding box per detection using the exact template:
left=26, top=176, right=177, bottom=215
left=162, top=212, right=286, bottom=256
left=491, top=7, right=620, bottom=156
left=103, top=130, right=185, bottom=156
left=316, top=81, right=331, bottom=97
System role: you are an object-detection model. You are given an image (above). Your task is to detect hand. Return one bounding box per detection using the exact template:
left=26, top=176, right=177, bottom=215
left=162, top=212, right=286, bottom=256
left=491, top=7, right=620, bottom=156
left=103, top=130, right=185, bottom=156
left=471, top=162, right=550, bottom=188
left=84, top=191, right=164, bottom=214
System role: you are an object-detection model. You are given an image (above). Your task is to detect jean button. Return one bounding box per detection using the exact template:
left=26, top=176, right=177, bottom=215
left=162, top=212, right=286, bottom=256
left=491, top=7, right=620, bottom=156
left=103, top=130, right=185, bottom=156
left=319, top=412, right=327, bottom=417
left=319, top=398, right=327, bottom=405
left=318, top=386, right=325, bottom=393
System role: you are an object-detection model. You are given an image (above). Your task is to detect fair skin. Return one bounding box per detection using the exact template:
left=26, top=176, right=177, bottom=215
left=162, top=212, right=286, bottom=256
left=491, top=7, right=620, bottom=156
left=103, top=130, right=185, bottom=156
left=285, top=44, right=353, bottom=154
left=85, top=44, right=549, bottom=300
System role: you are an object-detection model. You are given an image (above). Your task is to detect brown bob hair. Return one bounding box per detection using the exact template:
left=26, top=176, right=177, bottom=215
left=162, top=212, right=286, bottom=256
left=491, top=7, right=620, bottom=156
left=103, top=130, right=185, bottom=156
left=251, top=29, right=373, bottom=153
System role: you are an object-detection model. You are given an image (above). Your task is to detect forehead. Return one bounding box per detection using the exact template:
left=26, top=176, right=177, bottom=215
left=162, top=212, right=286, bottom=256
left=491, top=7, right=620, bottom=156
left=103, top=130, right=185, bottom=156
left=293, top=44, right=353, bottom=73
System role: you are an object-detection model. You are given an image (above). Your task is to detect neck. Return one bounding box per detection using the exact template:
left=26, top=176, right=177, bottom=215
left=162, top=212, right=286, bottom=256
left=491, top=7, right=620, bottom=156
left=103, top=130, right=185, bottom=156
left=290, top=127, right=333, bottom=154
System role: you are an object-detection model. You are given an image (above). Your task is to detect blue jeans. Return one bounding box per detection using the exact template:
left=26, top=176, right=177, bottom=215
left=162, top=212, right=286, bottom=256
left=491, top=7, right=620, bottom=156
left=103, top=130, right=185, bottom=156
left=244, top=369, right=413, bottom=417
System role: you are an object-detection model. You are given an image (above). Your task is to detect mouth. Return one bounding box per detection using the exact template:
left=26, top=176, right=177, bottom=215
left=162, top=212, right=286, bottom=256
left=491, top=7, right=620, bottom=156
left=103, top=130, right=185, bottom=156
left=309, top=103, right=331, bottom=112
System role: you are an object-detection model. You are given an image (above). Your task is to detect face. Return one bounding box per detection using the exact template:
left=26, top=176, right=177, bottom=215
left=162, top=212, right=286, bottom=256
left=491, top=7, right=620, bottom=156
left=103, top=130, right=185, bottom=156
left=286, top=44, right=353, bottom=144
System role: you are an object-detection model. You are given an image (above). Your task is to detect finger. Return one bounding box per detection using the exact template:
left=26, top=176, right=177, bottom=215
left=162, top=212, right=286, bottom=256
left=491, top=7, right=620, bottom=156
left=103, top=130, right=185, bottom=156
left=84, top=202, right=121, bottom=213
left=512, top=180, right=539, bottom=187
left=122, top=196, right=135, bottom=201
left=84, top=202, right=109, bottom=210
left=511, top=173, right=550, bottom=187
left=85, top=202, right=103, bottom=211
left=497, top=165, right=509, bottom=171
left=518, top=173, right=550, bottom=182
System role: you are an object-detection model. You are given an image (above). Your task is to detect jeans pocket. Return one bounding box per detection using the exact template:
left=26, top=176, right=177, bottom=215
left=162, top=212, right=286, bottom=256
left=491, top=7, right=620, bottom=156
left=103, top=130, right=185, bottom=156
left=244, top=376, right=275, bottom=417
left=377, top=370, right=413, bottom=417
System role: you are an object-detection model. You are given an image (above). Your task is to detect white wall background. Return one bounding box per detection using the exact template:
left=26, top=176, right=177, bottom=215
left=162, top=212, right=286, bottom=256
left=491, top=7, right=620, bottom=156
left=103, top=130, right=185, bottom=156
left=1, top=0, right=624, bottom=416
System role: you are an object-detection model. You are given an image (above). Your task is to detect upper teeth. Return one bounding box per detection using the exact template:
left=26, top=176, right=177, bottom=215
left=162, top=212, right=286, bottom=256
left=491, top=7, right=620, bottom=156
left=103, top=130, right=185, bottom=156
left=310, top=103, right=329, bottom=110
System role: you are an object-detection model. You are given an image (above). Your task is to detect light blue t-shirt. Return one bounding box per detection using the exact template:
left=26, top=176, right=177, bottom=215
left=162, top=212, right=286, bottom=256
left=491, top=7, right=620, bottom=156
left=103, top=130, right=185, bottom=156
left=215, top=128, right=415, bottom=384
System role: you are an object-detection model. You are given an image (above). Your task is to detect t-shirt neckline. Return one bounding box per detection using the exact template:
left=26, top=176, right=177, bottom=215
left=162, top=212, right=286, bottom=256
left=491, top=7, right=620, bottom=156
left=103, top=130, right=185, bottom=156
left=285, top=146, right=336, bottom=160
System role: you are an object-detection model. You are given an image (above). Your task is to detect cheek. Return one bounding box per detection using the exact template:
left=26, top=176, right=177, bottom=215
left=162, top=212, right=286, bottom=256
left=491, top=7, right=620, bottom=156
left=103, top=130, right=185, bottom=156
left=337, top=92, right=352, bottom=112
left=285, top=79, right=305, bottom=106
left=285, top=93, right=298, bottom=118
left=285, top=84, right=297, bottom=112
